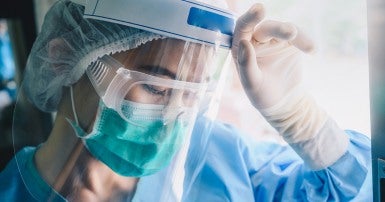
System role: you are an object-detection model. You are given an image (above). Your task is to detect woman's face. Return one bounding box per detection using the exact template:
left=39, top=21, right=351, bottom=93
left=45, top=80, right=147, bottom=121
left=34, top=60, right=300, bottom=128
left=110, top=38, right=212, bottom=107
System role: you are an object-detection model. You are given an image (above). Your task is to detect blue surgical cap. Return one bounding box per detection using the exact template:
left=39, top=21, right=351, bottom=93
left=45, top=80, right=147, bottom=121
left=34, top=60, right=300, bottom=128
left=24, top=0, right=162, bottom=112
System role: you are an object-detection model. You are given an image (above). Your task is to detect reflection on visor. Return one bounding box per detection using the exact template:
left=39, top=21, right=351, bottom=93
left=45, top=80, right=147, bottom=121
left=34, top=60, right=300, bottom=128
left=86, top=55, right=207, bottom=123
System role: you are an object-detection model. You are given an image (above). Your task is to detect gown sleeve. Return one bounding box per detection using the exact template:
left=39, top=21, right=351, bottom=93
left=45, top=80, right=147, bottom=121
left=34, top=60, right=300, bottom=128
left=242, top=129, right=372, bottom=201
left=187, top=118, right=371, bottom=201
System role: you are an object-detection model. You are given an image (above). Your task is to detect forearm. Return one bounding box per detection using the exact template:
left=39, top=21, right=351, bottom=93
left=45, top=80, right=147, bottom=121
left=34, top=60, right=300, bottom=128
left=259, top=88, right=349, bottom=170
left=249, top=130, right=371, bottom=201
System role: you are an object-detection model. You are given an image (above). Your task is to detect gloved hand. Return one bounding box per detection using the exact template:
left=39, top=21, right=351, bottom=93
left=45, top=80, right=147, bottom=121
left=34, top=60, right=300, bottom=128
left=232, top=3, right=313, bottom=109
left=232, top=4, right=349, bottom=170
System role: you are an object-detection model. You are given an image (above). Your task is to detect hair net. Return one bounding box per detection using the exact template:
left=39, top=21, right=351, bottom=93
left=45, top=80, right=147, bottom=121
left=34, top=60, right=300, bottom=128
left=24, top=0, right=163, bottom=112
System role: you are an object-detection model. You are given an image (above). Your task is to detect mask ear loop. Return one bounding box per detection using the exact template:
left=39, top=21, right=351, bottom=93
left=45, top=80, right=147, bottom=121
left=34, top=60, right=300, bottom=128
left=53, top=85, right=89, bottom=195
left=70, top=86, right=79, bottom=125
left=66, top=85, right=94, bottom=139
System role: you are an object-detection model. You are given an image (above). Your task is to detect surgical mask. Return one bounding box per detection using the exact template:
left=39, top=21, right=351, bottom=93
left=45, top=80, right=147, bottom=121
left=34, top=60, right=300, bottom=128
left=68, top=88, right=188, bottom=177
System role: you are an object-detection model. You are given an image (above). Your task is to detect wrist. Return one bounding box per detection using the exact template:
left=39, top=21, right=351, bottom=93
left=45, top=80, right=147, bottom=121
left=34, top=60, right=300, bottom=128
left=258, top=87, right=349, bottom=169
left=259, top=86, right=328, bottom=143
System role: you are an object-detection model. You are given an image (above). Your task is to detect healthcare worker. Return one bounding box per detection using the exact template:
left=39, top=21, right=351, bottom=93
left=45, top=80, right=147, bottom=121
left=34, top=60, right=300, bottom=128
left=0, top=0, right=371, bottom=201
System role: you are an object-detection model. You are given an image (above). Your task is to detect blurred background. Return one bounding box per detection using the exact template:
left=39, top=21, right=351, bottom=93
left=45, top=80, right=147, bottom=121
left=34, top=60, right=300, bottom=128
left=218, top=0, right=370, bottom=143
left=0, top=0, right=370, bottom=168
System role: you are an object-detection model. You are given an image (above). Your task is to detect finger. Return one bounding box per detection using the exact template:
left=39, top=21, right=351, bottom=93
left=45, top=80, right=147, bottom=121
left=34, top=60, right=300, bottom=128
left=253, top=20, right=298, bottom=43
left=253, top=20, right=315, bottom=53
left=237, top=39, right=262, bottom=89
left=232, top=4, right=265, bottom=56
left=234, top=3, right=265, bottom=38
left=290, top=28, right=315, bottom=53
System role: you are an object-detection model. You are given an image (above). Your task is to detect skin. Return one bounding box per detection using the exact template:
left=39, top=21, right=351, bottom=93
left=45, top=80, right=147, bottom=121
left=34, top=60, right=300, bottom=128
left=33, top=3, right=312, bottom=200
left=34, top=38, right=209, bottom=201
left=35, top=74, right=138, bottom=201
left=114, top=38, right=209, bottom=106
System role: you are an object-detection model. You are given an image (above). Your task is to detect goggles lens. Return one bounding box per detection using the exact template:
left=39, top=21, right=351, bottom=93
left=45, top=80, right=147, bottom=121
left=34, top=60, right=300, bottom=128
left=87, top=55, right=207, bottom=122
left=86, top=38, right=230, bottom=123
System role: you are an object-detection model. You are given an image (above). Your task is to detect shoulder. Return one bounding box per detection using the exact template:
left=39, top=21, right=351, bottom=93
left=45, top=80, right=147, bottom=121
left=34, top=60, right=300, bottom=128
left=206, top=120, right=289, bottom=158
left=186, top=119, right=295, bottom=200
left=0, top=147, right=37, bottom=201
left=0, top=147, right=36, bottom=179
left=191, top=118, right=251, bottom=156
left=191, top=117, right=294, bottom=169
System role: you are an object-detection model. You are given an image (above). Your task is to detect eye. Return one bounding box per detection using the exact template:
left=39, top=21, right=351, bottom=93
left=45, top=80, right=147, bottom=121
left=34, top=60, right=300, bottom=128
left=142, top=84, right=169, bottom=96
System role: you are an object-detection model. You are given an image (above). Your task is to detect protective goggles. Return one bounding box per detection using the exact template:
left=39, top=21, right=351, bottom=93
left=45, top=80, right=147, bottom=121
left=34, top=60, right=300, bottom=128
left=86, top=54, right=209, bottom=124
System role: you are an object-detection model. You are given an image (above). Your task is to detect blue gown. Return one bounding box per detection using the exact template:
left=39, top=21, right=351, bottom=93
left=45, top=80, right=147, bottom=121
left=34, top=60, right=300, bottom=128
left=0, top=121, right=372, bottom=201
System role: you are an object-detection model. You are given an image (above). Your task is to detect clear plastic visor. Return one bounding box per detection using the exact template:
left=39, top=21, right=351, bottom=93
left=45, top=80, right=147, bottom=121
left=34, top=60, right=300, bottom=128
left=11, top=36, right=232, bottom=202
left=87, top=38, right=227, bottom=124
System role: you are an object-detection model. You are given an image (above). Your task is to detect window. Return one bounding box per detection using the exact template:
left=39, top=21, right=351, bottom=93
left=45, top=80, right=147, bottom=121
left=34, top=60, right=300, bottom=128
left=0, top=19, right=16, bottom=108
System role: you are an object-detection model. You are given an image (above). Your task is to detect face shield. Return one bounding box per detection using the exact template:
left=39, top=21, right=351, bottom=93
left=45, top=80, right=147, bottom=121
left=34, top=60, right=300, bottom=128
left=13, top=0, right=234, bottom=201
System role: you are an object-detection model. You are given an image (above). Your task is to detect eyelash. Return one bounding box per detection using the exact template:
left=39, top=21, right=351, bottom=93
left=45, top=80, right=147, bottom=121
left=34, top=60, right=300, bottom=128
left=142, top=84, right=167, bottom=96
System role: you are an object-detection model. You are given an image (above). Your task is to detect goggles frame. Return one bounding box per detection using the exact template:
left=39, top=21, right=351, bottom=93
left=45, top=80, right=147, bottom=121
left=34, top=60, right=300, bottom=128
left=86, top=55, right=209, bottom=122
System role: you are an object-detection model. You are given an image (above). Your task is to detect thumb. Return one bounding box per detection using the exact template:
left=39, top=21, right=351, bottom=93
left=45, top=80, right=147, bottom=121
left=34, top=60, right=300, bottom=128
left=237, top=39, right=262, bottom=90
left=238, top=39, right=255, bottom=67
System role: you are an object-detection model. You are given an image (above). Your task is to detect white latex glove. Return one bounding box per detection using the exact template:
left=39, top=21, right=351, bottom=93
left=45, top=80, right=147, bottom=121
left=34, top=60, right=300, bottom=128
left=232, top=3, right=314, bottom=109
left=232, top=4, right=349, bottom=170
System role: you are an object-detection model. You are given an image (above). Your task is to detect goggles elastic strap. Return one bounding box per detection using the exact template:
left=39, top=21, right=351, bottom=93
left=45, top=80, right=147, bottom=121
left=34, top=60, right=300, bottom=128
left=102, top=68, right=132, bottom=108
left=163, top=90, right=185, bottom=124
left=69, top=86, right=79, bottom=125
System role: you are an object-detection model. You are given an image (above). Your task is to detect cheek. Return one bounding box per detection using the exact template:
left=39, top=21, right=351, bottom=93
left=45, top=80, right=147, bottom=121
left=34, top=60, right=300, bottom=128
left=124, top=86, right=144, bottom=103
left=75, top=76, right=100, bottom=132
left=124, top=85, right=165, bottom=104
left=84, top=100, right=99, bottom=133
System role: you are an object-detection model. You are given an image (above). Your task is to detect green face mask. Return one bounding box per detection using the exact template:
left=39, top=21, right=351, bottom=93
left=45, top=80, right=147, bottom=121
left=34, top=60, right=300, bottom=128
left=69, top=100, right=186, bottom=177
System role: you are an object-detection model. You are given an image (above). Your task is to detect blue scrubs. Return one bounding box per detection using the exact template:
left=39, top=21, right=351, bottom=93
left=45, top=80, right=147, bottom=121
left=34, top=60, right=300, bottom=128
left=0, top=121, right=372, bottom=201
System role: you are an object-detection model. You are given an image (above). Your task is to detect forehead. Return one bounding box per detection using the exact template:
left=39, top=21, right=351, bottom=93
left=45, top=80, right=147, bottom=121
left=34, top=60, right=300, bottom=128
left=112, top=38, right=212, bottom=82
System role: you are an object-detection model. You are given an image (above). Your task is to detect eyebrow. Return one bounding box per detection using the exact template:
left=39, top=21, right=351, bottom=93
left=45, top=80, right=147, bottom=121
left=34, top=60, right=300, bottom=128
left=135, top=65, right=210, bottom=83
left=136, top=65, right=176, bottom=79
